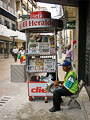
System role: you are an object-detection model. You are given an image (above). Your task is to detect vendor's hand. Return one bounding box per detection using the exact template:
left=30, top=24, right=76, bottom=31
left=63, top=59, right=66, bottom=62
left=59, top=81, right=64, bottom=84
left=61, top=84, right=64, bottom=88
left=53, top=81, right=59, bottom=88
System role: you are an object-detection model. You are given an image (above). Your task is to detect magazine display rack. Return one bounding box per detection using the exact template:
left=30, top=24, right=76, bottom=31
left=19, top=11, right=63, bottom=101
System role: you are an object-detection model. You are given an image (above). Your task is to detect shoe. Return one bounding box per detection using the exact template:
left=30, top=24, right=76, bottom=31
left=49, top=107, right=61, bottom=112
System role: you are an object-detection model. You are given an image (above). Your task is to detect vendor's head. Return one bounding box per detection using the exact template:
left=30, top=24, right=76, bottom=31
left=67, top=44, right=71, bottom=50
left=61, top=61, right=71, bottom=72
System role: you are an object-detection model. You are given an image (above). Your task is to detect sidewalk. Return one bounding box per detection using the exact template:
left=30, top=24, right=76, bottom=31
left=0, top=54, right=90, bottom=120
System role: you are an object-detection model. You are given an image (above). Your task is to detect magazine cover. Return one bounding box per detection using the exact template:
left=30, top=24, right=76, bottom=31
left=35, top=59, right=44, bottom=71
left=29, top=60, right=35, bottom=71
left=39, top=43, right=50, bottom=54
left=28, top=65, right=35, bottom=71
left=29, top=60, right=35, bottom=65
left=44, top=59, right=55, bottom=71
left=50, top=48, right=55, bottom=55
left=28, top=43, right=39, bottom=54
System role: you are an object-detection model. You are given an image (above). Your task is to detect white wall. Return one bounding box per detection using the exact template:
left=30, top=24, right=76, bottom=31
left=0, top=24, right=26, bottom=41
left=17, top=42, right=23, bottom=50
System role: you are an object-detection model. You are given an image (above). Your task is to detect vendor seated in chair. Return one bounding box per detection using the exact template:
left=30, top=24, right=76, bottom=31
left=49, top=61, right=78, bottom=112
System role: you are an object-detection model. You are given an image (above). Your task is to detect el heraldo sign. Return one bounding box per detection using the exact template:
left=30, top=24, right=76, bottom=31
left=19, top=11, right=63, bottom=31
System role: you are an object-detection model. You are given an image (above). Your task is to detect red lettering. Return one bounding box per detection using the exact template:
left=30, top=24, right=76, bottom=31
left=26, top=21, right=27, bottom=26
left=34, top=21, right=37, bottom=25
left=52, top=21, right=55, bottom=25
left=48, top=20, right=51, bottom=25
left=23, top=21, right=27, bottom=27
left=31, top=11, right=51, bottom=19
left=22, top=19, right=56, bottom=28
left=32, top=14, right=34, bottom=19
left=23, top=22, right=25, bottom=27
left=42, top=89, right=47, bottom=93
left=38, top=87, right=42, bottom=93
left=35, top=14, right=38, bottom=19
left=31, top=88, right=37, bottom=93
left=39, top=14, right=42, bottom=18
left=45, top=20, right=49, bottom=25
left=29, top=21, right=31, bottom=26
left=31, top=87, right=49, bottom=93
left=38, top=21, right=41, bottom=25
left=32, top=21, right=34, bottom=26
left=41, top=21, right=45, bottom=25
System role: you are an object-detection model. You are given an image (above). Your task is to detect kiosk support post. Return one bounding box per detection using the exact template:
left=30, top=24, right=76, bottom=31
left=54, top=29, right=58, bottom=81
left=25, top=30, right=30, bottom=81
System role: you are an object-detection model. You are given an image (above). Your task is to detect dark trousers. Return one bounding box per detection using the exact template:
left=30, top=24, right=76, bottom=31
left=14, top=54, right=17, bottom=62
left=53, top=87, right=73, bottom=109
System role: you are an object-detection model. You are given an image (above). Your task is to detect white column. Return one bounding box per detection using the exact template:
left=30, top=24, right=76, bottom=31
left=59, top=31, right=62, bottom=59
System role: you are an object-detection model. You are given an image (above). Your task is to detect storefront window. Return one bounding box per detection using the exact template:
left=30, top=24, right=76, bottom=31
left=0, top=16, right=2, bottom=24
left=4, top=19, right=10, bottom=29
left=0, top=41, right=10, bottom=54
left=0, top=42, right=4, bottom=54
left=12, top=23, right=16, bottom=31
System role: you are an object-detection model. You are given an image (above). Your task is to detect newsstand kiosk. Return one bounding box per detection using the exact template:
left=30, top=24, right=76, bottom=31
left=19, top=11, right=63, bottom=102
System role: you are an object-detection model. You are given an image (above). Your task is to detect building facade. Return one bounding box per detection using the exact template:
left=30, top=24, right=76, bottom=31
left=0, top=0, right=38, bottom=58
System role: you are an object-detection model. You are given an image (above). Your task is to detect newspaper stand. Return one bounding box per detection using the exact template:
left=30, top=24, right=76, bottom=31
left=19, top=11, right=63, bottom=102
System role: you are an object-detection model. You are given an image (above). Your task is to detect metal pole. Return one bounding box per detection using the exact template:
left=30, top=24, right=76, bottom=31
left=25, top=30, right=30, bottom=81
left=10, top=36, right=18, bottom=48
left=13, top=37, right=15, bottom=47
left=54, top=29, right=58, bottom=81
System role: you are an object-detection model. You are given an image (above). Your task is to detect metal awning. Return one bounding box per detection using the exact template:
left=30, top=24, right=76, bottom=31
left=34, top=0, right=79, bottom=7
left=22, top=27, right=63, bottom=33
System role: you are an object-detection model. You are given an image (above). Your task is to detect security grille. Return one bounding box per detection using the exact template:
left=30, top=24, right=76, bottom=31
left=85, top=0, right=90, bottom=97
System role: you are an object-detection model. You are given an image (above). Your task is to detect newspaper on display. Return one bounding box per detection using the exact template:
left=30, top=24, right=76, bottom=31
left=28, top=59, right=55, bottom=72
left=28, top=43, right=39, bottom=54
left=35, top=59, right=44, bottom=70
left=28, top=42, right=55, bottom=55
left=44, top=59, right=55, bottom=71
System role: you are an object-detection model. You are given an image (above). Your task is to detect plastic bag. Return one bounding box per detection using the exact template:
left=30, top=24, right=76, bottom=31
left=17, top=53, right=21, bottom=59
left=23, top=55, right=26, bottom=60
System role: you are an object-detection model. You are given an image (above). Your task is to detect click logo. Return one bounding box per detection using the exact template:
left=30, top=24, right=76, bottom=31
left=31, top=87, right=49, bottom=93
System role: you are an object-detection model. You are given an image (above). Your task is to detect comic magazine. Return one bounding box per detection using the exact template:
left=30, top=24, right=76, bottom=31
left=35, top=59, right=44, bottom=71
